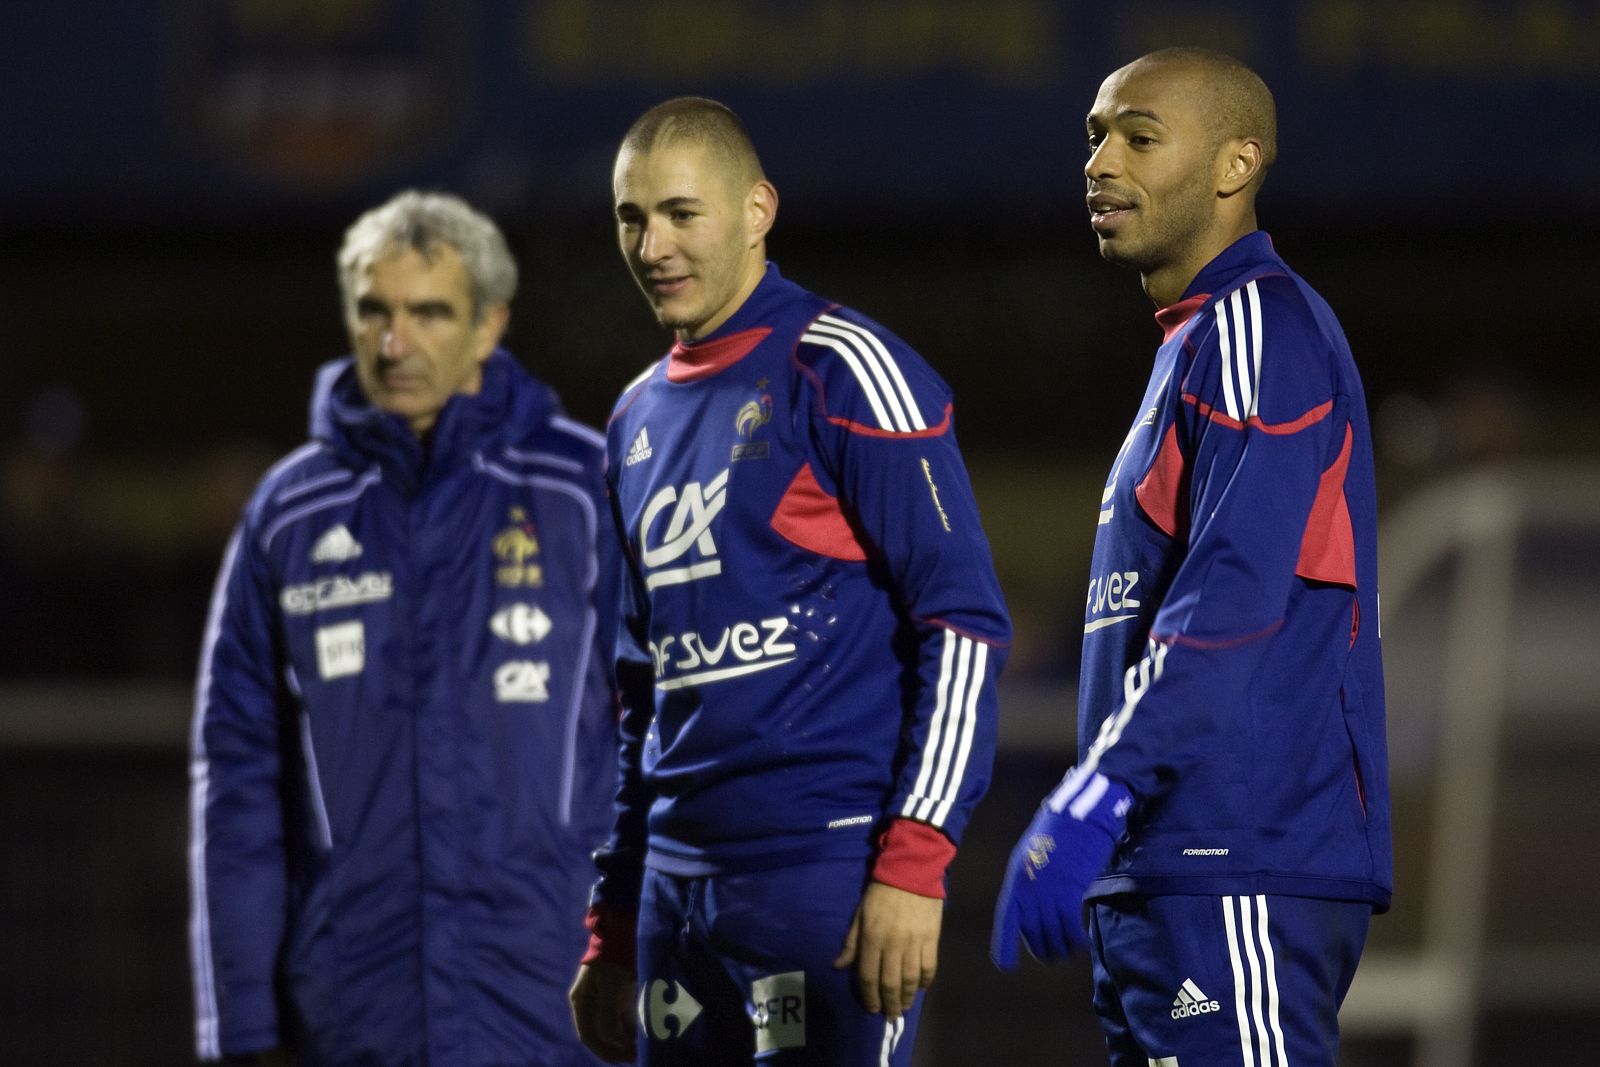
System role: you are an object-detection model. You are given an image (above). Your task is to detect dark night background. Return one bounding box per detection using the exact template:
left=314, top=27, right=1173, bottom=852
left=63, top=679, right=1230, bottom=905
left=3, top=2, right=1598, bottom=1064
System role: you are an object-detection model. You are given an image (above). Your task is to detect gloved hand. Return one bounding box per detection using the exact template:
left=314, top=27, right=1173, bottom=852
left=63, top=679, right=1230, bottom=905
left=990, top=766, right=1132, bottom=969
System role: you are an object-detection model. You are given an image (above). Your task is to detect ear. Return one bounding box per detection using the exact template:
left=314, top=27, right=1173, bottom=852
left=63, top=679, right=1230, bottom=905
left=1218, top=138, right=1263, bottom=197
left=473, top=303, right=511, bottom=361
left=746, top=180, right=778, bottom=245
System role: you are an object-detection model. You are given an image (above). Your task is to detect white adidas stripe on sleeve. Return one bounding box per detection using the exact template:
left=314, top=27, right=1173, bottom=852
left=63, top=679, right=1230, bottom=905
left=1079, top=639, right=1169, bottom=777
left=814, top=315, right=927, bottom=430
left=802, top=314, right=927, bottom=433
left=1215, top=282, right=1266, bottom=424
left=902, top=630, right=987, bottom=826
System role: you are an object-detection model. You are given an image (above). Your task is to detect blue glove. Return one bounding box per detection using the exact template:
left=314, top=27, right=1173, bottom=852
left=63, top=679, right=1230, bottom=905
left=990, top=767, right=1133, bottom=969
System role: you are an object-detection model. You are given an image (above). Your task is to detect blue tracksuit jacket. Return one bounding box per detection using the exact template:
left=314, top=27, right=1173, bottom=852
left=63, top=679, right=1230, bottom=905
left=1079, top=232, right=1391, bottom=909
left=189, top=351, right=616, bottom=1065
left=591, top=265, right=1011, bottom=915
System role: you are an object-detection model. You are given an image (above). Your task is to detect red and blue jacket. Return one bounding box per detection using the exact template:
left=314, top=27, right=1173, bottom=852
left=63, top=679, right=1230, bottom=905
left=1080, top=232, right=1392, bottom=909
left=590, top=265, right=1011, bottom=929
left=189, top=352, right=616, bottom=1065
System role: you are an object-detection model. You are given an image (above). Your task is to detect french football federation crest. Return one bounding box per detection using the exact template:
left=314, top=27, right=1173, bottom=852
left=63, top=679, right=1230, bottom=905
left=494, top=506, right=543, bottom=587
left=733, top=385, right=774, bottom=461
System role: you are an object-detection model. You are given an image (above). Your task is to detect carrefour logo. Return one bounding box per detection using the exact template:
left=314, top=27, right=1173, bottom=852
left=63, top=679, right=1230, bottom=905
left=639, top=470, right=728, bottom=590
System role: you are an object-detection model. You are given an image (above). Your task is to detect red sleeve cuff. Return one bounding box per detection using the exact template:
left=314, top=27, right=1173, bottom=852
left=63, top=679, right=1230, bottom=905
left=580, top=902, right=637, bottom=973
left=870, top=817, right=957, bottom=899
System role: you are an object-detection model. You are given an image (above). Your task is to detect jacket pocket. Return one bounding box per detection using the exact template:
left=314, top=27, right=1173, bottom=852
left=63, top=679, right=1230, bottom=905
left=1340, top=681, right=1371, bottom=821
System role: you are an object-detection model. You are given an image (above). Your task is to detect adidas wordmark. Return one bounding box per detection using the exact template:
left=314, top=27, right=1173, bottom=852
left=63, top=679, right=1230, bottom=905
left=1171, top=978, right=1221, bottom=1020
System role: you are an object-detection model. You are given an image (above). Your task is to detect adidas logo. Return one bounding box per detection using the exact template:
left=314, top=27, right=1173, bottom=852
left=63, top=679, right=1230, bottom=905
left=1171, top=978, right=1221, bottom=1019
left=310, top=524, right=363, bottom=564
left=625, top=427, right=653, bottom=467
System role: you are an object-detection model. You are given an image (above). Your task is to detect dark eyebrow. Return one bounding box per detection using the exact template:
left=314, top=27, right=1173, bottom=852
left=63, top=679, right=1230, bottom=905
left=615, top=195, right=707, bottom=218
left=406, top=299, right=456, bottom=317
left=1116, top=107, right=1167, bottom=126
left=1087, top=106, right=1168, bottom=131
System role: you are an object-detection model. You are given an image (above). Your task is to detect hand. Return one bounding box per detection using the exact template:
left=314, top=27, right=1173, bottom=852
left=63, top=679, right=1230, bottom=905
left=833, top=880, right=943, bottom=1018
left=990, top=767, right=1132, bottom=969
left=569, top=960, right=637, bottom=1064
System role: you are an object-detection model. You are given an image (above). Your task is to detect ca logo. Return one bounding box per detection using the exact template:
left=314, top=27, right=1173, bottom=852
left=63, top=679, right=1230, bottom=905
left=640, top=470, right=729, bottom=590
left=638, top=979, right=703, bottom=1041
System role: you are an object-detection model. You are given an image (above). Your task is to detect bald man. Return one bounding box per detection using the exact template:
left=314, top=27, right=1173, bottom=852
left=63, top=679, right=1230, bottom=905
left=991, top=49, right=1391, bottom=1066
left=570, top=98, right=1011, bottom=1065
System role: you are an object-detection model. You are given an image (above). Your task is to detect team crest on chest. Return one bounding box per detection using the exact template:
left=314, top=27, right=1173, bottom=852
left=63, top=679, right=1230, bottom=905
left=493, top=506, right=544, bottom=588
left=732, top=379, right=774, bottom=462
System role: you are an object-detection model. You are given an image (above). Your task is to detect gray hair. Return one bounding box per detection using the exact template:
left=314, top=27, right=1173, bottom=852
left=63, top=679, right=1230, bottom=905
left=337, top=190, right=518, bottom=322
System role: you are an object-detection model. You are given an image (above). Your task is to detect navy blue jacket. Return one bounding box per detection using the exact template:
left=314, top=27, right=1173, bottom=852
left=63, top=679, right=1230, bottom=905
left=1079, top=233, right=1392, bottom=908
left=188, top=352, right=616, bottom=1065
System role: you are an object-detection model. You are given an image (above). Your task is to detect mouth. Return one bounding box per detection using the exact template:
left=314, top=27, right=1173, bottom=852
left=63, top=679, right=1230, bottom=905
left=646, top=275, right=690, bottom=299
left=375, top=365, right=425, bottom=391
left=1087, top=191, right=1135, bottom=233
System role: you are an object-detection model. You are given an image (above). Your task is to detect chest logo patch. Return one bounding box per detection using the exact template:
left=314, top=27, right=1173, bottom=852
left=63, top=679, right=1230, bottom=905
left=733, top=386, right=774, bottom=462
left=640, top=469, right=729, bottom=589
left=494, top=660, right=551, bottom=703
left=310, top=524, right=363, bottom=564
left=315, top=621, right=365, bottom=680
left=490, top=603, right=553, bottom=645
left=493, top=507, right=543, bottom=588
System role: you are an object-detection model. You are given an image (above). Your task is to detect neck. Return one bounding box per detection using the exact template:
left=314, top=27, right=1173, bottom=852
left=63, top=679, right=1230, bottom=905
left=1141, top=214, right=1257, bottom=308
left=677, top=256, right=768, bottom=342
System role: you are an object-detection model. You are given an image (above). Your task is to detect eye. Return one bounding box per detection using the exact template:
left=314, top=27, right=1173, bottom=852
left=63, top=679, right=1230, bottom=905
left=670, top=209, right=696, bottom=223
left=1130, top=134, right=1157, bottom=147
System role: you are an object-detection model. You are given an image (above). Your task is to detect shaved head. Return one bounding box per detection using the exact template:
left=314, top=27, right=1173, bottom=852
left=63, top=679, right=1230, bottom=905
left=1126, top=48, right=1277, bottom=183
left=1085, top=48, right=1278, bottom=306
left=619, top=96, right=765, bottom=195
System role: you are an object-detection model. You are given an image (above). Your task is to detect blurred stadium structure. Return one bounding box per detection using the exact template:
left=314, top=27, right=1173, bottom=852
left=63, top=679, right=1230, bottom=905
left=3, top=1, right=1599, bottom=1064
left=1341, top=464, right=1600, bottom=1066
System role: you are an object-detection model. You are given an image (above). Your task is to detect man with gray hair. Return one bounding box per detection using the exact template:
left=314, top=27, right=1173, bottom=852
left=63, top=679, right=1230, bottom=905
left=189, top=190, right=615, bottom=1065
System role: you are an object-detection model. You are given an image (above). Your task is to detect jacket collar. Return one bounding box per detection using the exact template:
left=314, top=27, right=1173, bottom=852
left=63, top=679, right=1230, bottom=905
left=310, top=350, right=553, bottom=493
left=1154, top=231, right=1283, bottom=340
left=666, top=262, right=803, bottom=381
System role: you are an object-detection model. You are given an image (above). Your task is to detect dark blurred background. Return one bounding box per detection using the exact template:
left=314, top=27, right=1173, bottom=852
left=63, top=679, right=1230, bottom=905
left=4, top=2, right=1598, bottom=1064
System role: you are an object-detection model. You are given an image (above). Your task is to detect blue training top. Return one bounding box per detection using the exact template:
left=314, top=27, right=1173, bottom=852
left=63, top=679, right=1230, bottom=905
left=592, top=264, right=1012, bottom=911
left=1079, top=232, right=1392, bottom=909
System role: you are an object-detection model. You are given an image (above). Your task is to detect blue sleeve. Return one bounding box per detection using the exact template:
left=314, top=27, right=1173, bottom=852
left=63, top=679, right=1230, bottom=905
left=1089, top=279, right=1351, bottom=800
left=587, top=477, right=654, bottom=915
left=188, top=522, right=287, bottom=1059
left=801, top=311, right=1012, bottom=848
left=570, top=456, right=626, bottom=854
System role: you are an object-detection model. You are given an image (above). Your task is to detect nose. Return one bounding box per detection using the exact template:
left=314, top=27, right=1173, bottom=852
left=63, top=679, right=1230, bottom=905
left=380, top=318, right=411, bottom=360
left=1085, top=137, right=1120, bottom=181
left=638, top=218, right=671, bottom=267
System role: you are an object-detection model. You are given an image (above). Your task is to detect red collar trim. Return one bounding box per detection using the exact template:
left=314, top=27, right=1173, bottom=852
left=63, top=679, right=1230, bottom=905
left=666, top=327, right=772, bottom=382
left=1155, top=293, right=1210, bottom=343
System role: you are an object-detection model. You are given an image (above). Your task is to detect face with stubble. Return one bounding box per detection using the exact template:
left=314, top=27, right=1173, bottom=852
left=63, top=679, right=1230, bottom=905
left=1084, top=59, right=1232, bottom=296
left=613, top=140, right=774, bottom=341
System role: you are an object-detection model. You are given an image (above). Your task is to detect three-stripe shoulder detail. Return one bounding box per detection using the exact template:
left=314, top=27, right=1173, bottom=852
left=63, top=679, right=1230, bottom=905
left=1214, top=280, right=1264, bottom=422
left=801, top=313, right=928, bottom=433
